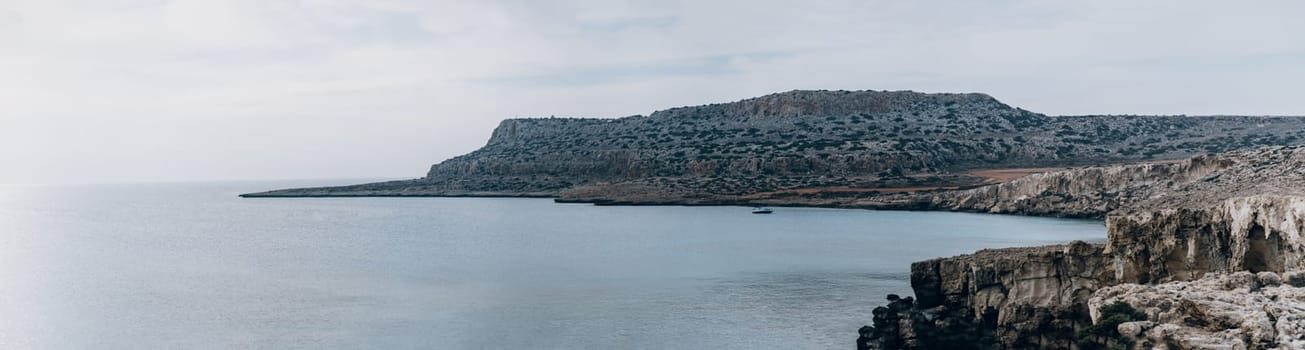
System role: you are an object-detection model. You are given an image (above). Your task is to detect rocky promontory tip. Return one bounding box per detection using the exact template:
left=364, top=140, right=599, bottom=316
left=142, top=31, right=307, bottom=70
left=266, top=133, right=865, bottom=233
left=238, top=179, right=558, bottom=198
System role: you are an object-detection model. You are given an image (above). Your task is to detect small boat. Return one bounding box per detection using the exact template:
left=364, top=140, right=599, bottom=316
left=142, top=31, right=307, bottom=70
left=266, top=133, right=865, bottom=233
left=751, top=207, right=774, bottom=214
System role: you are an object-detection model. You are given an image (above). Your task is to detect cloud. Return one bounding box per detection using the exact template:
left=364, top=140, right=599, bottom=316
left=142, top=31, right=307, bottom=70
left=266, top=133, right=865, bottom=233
left=0, top=8, right=18, bottom=26
left=487, top=51, right=787, bottom=86
left=576, top=15, right=677, bottom=33
left=2, top=0, right=1305, bottom=183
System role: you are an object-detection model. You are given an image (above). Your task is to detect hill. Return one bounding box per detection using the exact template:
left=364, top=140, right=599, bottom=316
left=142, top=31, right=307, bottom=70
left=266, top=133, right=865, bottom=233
left=242, top=90, right=1305, bottom=200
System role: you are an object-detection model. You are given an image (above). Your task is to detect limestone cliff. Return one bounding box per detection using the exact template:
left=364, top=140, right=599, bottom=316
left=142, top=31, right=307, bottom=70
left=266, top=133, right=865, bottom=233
left=858, top=242, right=1109, bottom=349
left=900, top=161, right=1199, bottom=217
left=859, top=146, right=1304, bottom=218
left=861, top=147, right=1305, bottom=349
left=1107, top=195, right=1305, bottom=284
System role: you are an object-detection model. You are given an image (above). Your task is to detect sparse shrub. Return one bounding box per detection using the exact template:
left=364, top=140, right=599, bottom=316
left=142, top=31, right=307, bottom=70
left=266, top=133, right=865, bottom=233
left=1078, top=301, right=1146, bottom=350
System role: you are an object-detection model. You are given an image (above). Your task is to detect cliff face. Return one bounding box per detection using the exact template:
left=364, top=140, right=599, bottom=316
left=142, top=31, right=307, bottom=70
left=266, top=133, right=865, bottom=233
left=243, top=90, right=1305, bottom=198
left=865, top=146, right=1304, bottom=219
left=863, top=242, right=1110, bottom=349
left=886, top=154, right=1228, bottom=218
left=1107, top=195, right=1305, bottom=284
left=863, top=148, right=1305, bottom=349
left=863, top=197, right=1305, bottom=349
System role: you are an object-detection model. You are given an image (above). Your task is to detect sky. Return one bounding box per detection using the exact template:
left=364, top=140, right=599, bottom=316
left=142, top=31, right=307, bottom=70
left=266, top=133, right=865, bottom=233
left=3, top=0, right=1304, bottom=184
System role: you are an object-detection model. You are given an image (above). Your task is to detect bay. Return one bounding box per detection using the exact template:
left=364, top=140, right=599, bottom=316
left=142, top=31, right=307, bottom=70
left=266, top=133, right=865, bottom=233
left=0, top=180, right=1104, bottom=349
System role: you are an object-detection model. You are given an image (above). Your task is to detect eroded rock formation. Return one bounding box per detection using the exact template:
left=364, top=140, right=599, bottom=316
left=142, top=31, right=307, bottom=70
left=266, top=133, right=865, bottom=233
left=1090, top=271, right=1305, bottom=349
left=861, top=147, right=1305, bottom=349
left=860, top=242, right=1108, bottom=349
left=882, top=155, right=1232, bottom=218
left=1107, top=195, right=1305, bottom=284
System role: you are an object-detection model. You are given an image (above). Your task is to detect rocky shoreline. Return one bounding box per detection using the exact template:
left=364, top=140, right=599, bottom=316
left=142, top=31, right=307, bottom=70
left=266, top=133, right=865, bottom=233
left=859, top=147, right=1305, bottom=349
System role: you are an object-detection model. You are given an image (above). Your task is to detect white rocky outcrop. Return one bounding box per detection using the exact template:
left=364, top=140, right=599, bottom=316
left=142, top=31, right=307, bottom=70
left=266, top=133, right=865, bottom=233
left=1107, top=195, right=1305, bottom=284
left=1091, top=271, right=1305, bottom=349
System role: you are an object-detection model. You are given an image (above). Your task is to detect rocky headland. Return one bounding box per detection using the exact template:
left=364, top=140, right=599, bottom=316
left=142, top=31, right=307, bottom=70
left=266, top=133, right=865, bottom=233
left=241, top=90, right=1305, bottom=201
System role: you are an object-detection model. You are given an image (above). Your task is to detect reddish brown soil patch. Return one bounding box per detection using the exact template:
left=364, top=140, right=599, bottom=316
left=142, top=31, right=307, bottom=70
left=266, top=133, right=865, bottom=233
left=969, top=167, right=1067, bottom=184
left=744, top=185, right=957, bottom=199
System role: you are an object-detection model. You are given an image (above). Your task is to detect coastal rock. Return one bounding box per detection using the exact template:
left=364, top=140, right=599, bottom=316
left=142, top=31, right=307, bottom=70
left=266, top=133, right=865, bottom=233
left=862, top=148, right=1305, bottom=349
left=890, top=153, right=1233, bottom=218
left=1090, top=272, right=1305, bottom=349
left=1107, top=195, right=1305, bottom=284
left=838, top=145, right=1305, bottom=220
left=860, top=241, right=1108, bottom=349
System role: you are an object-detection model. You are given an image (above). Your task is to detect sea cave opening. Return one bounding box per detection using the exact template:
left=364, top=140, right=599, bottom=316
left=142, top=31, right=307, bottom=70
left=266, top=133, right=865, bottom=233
left=1243, top=223, right=1284, bottom=273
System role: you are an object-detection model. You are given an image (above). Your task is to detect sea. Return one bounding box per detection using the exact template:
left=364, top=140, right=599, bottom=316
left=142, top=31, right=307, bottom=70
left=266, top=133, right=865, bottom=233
left=0, top=180, right=1105, bottom=349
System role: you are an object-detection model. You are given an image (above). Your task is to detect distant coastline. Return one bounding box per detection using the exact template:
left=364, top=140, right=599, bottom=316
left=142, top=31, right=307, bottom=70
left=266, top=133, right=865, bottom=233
left=243, top=90, right=1305, bottom=207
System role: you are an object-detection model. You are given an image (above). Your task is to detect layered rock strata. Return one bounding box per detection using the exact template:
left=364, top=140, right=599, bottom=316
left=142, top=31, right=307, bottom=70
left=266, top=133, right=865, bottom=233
left=859, top=242, right=1108, bottom=349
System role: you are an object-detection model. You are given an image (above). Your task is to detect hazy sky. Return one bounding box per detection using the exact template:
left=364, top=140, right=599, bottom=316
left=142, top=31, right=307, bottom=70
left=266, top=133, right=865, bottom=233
left=3, top=0, right=1304, bottom=184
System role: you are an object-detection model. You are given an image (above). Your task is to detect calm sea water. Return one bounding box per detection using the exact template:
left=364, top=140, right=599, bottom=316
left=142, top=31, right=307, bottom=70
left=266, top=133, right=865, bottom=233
left=0, top=180, right=1105, bottom=349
